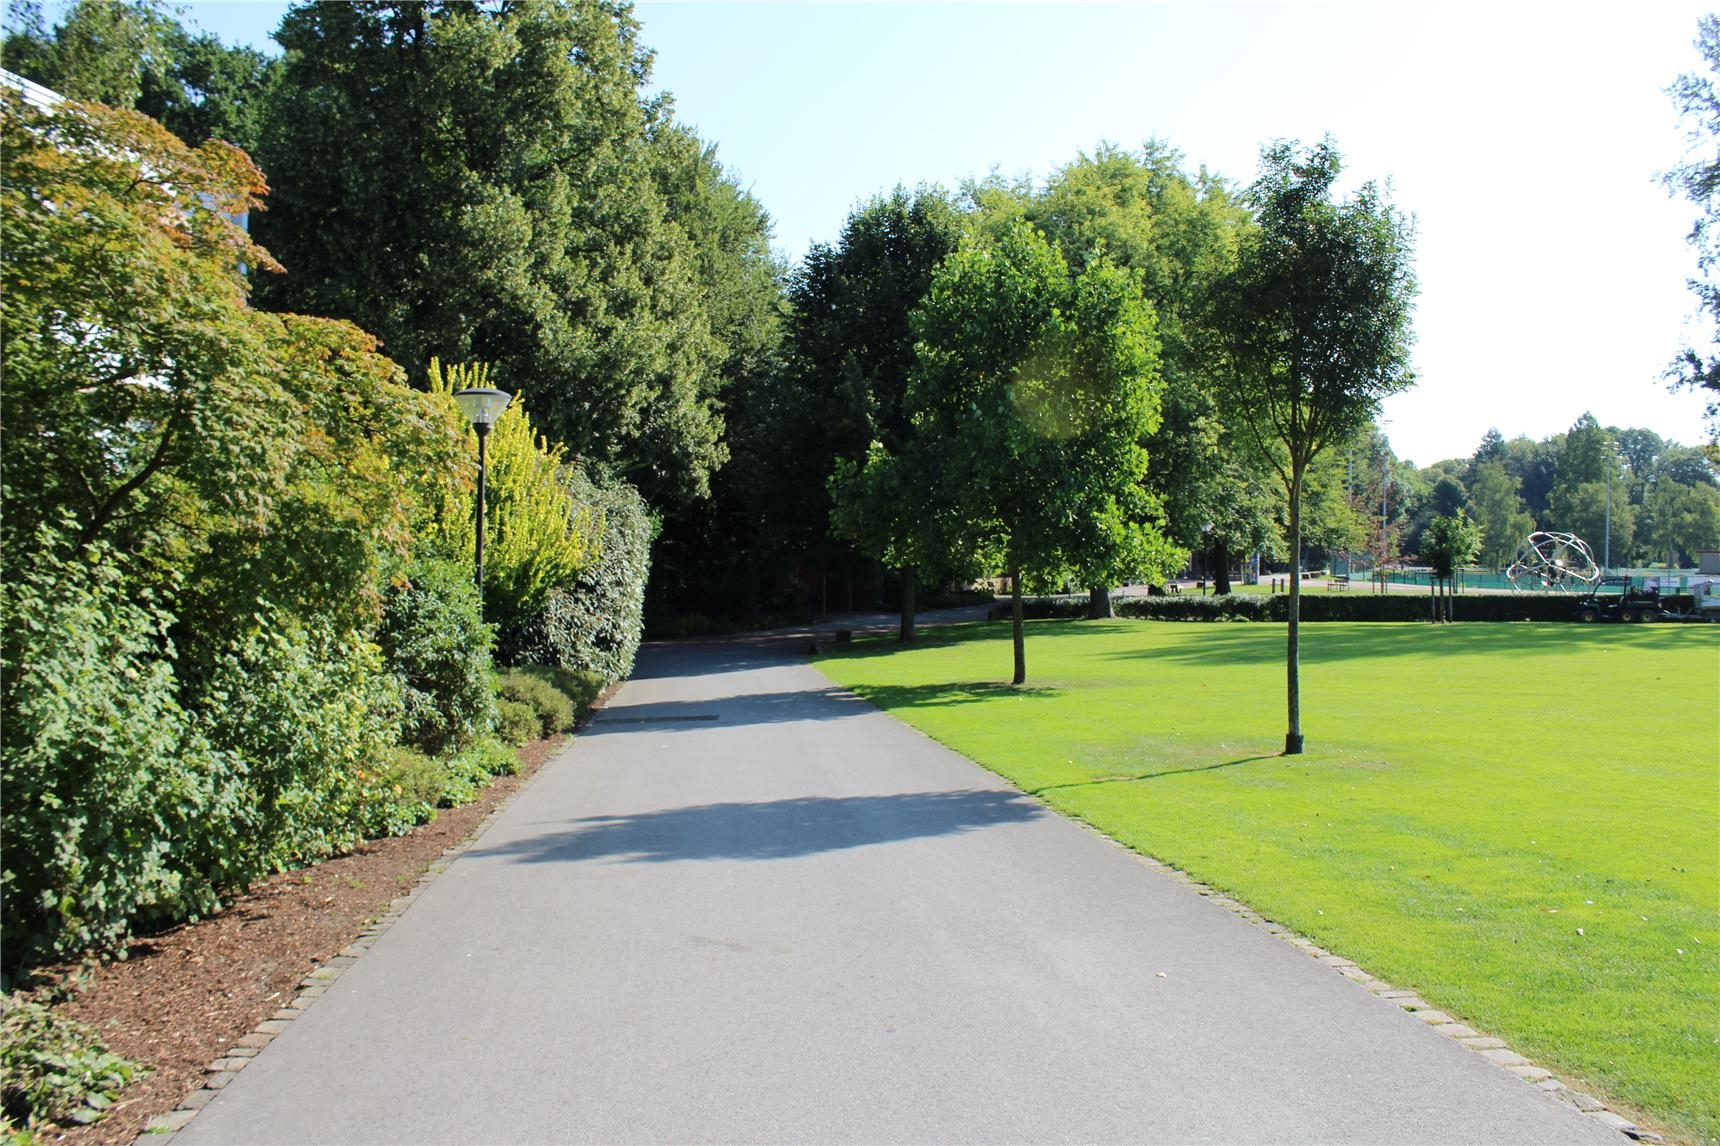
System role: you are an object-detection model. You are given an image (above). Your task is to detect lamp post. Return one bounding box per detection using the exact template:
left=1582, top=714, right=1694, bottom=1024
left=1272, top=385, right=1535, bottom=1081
left=1603, top=445, right=1622, bottom=577
left=452, top=386, right=512, bottom=611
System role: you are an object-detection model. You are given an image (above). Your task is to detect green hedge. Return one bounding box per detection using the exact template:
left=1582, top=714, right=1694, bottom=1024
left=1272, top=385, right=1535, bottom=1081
left=1094, top=592, right=1600, bottom=623
left=511, top=473, right=652, bottom=682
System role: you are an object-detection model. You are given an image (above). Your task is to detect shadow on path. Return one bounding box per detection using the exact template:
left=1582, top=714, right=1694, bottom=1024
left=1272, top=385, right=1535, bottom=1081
left=586, top=687, right=876, bottom=732
left=471, top=790, right=1045, bottom=864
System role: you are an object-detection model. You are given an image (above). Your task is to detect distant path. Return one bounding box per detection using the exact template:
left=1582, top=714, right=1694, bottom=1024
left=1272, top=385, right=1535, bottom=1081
left=175, top=632, right=1619, bottom=1144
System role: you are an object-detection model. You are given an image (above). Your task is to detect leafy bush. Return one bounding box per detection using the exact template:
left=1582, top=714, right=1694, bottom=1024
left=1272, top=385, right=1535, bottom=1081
left=435, top=737, right=520, bottom=806
left=364, top=747, right=444, bottom=834
left=516, top=664, right=605, bottom=722
left=197, top=612, right=403, bottom=874
left=988, top=596, right=1088, bottom=621
left=492, top=698, right=541, bottom=747
left=0, top=541, right=233, bottom=971
left=512, top=471, right=652, bottom=681
left=376, top=557, right=496, bottom=755
left=1115, top=594, right=1271, bottom=622
left=1, top=992, right=145, bottom=1133
left=496, top=672, right=574, bottom=737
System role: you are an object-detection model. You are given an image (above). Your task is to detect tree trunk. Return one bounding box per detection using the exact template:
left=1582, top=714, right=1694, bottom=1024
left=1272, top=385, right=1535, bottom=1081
left=1087, top=585, right=1113, bottom=619
left=1429, top=576, right=1437, bottom=623
left=1285, top=468, right=1304, bottom=755
left=899, top=565, right=917, bottom=643
left=1011, top=567, right=1026, bottom=686
left=1213, top=538, right=1233, bottom=595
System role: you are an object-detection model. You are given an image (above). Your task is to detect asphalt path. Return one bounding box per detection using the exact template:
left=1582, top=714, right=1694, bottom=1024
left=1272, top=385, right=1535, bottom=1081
left=177, top=628, right=1621, bottom=1144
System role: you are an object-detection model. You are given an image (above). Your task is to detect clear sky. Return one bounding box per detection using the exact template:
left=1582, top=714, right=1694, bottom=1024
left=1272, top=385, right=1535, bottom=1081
left=94, top=1, right=1720, bottom=465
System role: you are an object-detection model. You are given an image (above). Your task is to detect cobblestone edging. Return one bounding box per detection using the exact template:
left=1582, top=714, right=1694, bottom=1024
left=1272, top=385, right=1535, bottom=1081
left=135, top=744, right=561, bottom=1144
left=1126, top=847, right=1662, bottom=1142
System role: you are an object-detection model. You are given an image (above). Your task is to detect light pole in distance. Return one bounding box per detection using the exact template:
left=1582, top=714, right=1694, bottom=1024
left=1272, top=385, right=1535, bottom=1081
left=452, top=386, right=512, bottom=612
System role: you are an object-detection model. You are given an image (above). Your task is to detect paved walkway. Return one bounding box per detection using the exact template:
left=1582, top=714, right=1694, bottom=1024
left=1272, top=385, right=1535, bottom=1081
left=175, top=628, right=1621, bottom=1144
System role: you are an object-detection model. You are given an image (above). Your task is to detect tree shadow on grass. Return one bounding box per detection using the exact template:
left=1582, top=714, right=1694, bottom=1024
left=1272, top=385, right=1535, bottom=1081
left=846, top=680, right=1065, bottom=711
left=469, top=789, right=1046, bottom=865
left=1095, top=620, right=1705, bottom=668
left=1028, top=754, right=1278, bottom=796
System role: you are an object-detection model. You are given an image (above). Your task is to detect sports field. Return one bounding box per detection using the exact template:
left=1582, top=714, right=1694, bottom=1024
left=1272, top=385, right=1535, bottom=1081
left=817, top=619, right=1720, bottom=1142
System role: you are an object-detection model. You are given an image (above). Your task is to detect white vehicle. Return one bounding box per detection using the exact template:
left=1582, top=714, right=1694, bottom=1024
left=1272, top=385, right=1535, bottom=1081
left=1688, top=577, right=1720, bottom=621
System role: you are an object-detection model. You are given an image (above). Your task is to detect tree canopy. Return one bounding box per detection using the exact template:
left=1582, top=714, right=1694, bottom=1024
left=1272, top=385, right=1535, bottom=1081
left=906, top=219, right=1175, bottom=682
left=253, top=0, right=769, bottom=506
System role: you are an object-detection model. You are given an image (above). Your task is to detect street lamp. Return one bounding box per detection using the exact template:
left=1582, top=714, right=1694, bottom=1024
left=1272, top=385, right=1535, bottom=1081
left=1603, top=445, right=1623, bottom=577
left=452, top=386, right=512, bottom=608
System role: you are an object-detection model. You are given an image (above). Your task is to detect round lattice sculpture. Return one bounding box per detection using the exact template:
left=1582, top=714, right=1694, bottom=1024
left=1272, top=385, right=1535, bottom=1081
left=1506, top=531, right=1600, bottom=591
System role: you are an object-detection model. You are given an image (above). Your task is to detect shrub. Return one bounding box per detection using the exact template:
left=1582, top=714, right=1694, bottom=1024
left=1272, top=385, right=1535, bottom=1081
left=496, top=671, right=575, bottom=736
left=364, top=747, right=444, bottom=834
left=434, top=737, right=520, bottom=807
left=1, top=992, right=146, bottom=1133
left=516, top=664, right=605, bottom=722
left=0, top=541, right=233, bottom=971
left=987, top=596, right=1088, bottom=621
left=512, top=472, right=652, bottom=681
left=197, top=612, right=404, bottom=874
left=376, top=557, right=496, bottom=755
left=1115, top=594, right=1270, bottom=622
left=492, top=698, right=541, bottom=747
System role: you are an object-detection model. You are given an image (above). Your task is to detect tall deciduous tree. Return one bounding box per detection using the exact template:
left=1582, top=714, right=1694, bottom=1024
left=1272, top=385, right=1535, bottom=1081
left=1215, top=139, right=1416, bottom=753
left=1665, top=13, right=1720, bottom=429
left=255, top=0, right=752, bottom=506
left=1468, top=461, right=1536, bottom=568
left=908, top=220, right=1174, bottom=684
left=1029, top=144, right=1266, bottom=607
left=810, top=187, right=966, bottom=638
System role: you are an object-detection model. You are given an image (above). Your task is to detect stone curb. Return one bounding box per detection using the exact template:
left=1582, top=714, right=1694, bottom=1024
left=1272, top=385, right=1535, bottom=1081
left=134, top=738, right=571, bottom=1145
left=1116, top=841, right=1661, bottom=1143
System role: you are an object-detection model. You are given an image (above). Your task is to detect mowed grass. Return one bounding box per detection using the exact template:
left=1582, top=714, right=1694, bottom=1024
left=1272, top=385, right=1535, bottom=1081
left=816, top=620, right=1720, bottom=1141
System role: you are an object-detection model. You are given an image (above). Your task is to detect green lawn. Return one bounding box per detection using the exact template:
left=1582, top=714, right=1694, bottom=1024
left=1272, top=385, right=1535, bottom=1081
left=816, top=619, right=1720, bottom=1142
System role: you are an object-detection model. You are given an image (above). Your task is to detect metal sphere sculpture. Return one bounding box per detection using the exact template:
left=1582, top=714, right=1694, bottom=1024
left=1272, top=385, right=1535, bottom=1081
left=1506, top=531, right=1600, bottom=592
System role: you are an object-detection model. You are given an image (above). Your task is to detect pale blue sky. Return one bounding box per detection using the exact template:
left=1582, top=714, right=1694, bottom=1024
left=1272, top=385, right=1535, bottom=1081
left=57, top=1, right=1720, bottom=463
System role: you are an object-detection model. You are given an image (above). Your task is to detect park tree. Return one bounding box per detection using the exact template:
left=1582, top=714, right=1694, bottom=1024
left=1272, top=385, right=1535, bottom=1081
left=1421, top=509, right=1481, bottom=622
left=254, top=0, right=755, bottom=506
left=1214, top=138, right=1417, bottom=753
left=136, top=23, right=280, bottom=152
left=1643, top=476, right=1720, bottom=565
left=908, top=219, right=1176, bottom=684
left=1029, top=143, right=1265, bottom=607
left=1496, top=434, right=1558, bottom=523
left=1550, top=481, right=1635, bottom=570
left=3, top=0, right=281, bottom=151
left=1, top=0, right=168, bottom=109
left=801, top=187, right=967, bottom=637
left=1468, top=461, right=1536, bottom=568
left=1664, top=12, right=1720, bottom=429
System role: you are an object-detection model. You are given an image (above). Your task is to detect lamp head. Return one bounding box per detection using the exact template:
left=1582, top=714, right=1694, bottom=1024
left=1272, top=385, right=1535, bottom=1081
left=453, top=387, right=512, bottom=430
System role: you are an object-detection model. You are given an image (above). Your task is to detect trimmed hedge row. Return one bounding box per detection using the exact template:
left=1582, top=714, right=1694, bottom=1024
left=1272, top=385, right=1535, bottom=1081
left=988, top=591, right=1614, bottom=623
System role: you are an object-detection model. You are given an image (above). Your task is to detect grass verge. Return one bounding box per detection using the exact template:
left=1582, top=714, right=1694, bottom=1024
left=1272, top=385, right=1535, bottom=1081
left=816, top=619, right=1720, bottom=1142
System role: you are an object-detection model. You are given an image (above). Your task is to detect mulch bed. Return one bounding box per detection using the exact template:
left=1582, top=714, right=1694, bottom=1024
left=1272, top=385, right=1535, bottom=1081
left=34, top=734, right=567, bottom=1146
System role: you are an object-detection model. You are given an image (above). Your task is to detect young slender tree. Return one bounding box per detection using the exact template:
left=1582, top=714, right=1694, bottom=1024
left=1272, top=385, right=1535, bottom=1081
left=1215, top=139, right=1417, bottom=753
